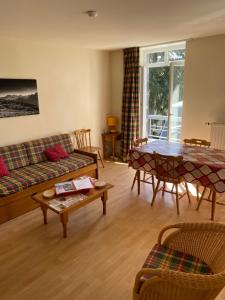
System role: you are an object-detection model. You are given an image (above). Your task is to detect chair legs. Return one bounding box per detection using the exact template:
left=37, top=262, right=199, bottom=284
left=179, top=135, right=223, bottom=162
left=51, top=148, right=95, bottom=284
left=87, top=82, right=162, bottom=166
left=131, top=171, right=138, bottom=190
left=97, top=150, right=104, bottom=168
left=151, top=181, right=190, bottom=215
left=131, top=171, right=155, bottom=195
left=196, top=187, right=216, bottom=220
left=151, top=180, right=161, bottom=207
left=175, top=184, right=180, bottom=215
left=196, top=187, right=206, bottom=211
left=184, top=182, right=191, bottom=204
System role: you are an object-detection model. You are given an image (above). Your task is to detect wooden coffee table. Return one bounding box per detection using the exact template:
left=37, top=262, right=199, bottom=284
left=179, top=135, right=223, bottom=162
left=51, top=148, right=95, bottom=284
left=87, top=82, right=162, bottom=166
left=32, top=183, right=113, bottom=238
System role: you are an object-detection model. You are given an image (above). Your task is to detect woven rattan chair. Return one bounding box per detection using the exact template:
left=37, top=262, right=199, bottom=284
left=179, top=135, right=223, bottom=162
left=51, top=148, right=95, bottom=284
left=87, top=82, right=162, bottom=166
left=131, top=138, right=155, bottom=195
left=133, top=222, right=225, bottom=300
left=151, top=152, right=190, bottom=215
left=74, top=129, right=104, bottom=168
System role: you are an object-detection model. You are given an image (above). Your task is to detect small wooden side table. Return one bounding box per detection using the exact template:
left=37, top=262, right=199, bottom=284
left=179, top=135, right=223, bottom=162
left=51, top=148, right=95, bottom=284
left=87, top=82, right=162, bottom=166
left=102, top=132, right=121, bottom=160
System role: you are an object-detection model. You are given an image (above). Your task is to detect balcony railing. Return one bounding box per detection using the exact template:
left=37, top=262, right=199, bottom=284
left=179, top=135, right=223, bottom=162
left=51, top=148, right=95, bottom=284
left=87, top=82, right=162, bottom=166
left=147, top=114, right=181, bottom=142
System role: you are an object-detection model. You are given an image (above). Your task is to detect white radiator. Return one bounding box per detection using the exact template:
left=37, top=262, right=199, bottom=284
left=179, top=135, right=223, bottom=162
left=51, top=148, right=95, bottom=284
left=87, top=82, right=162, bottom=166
left=210, top=123, right=225, bottom=150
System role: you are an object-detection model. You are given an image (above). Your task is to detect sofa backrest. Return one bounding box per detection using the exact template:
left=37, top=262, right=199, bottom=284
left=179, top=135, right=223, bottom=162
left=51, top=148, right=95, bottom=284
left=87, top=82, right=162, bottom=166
left=0, top=143, right=30, bottom=170
left=24, top=134, right=74, bottom=164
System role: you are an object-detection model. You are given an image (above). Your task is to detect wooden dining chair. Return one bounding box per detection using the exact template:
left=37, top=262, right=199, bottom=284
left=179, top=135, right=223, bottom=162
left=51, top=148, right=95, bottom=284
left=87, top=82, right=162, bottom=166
left=151, top=152, right=191, bottom=215
left=131, top=138, right=155, bottom=194
left=184, top=138, right=211, bottom=202
left=183, top=138, right=211, bottom=148
left=74, top=129, right=104, bottom=168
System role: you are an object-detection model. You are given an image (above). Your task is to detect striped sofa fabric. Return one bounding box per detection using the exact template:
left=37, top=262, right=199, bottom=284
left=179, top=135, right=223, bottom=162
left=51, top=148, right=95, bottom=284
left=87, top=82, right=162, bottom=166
left=0, top=153, right=94, bottom=196
left=25, top=134, right=74, bottom=164
left=0, top=143, right=30, bottom=171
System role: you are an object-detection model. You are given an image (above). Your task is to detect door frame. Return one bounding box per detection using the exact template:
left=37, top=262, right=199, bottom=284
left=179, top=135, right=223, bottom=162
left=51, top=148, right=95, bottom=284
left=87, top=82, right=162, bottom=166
left=168, top=61, right=185, bottom=141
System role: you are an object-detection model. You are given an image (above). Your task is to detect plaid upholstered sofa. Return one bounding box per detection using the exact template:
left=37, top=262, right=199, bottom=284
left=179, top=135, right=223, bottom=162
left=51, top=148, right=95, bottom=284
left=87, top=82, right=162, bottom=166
left=0, top=133, right=98, bottom=223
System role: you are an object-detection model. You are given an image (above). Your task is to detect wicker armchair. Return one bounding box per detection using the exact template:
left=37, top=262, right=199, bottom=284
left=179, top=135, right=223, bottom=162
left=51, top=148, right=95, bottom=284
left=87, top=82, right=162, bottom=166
left=133, top=222, right=225, bottom=300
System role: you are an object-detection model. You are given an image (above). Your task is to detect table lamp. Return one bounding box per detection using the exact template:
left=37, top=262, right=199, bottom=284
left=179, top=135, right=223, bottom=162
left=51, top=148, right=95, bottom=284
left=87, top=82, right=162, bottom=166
left=107, top=116, right=118, bottom=133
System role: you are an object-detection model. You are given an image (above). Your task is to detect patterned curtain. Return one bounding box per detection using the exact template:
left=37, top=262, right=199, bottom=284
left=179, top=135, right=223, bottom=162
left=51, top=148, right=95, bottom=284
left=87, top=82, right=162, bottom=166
left=121, top=47, right=140, bottom=161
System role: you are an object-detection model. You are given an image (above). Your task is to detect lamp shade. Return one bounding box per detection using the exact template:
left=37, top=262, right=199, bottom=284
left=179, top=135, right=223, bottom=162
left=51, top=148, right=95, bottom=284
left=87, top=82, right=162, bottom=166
left=107, top=116, right=117, bottom=126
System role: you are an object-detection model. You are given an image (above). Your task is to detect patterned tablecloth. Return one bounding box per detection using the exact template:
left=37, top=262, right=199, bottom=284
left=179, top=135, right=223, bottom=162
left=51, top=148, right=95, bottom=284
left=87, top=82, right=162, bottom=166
left=128, top=140, right=225, bottom=193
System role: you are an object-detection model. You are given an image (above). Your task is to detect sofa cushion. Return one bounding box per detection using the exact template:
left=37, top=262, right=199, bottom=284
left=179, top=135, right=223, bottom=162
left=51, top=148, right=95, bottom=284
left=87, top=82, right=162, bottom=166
left=0, top=156, right=9, bottom=177
left=54, top=152, right=94, bottom=172
left=0, top=152, right=94, bottom=196
left=141, top=243, right=213, bottom=282
left=54, top=144, right=69, bottom=159
left=0, top=143, right=30, bottom=171
left=25, top=134, right=74, bottom=164
left=44, top=147, right=61, bottom=162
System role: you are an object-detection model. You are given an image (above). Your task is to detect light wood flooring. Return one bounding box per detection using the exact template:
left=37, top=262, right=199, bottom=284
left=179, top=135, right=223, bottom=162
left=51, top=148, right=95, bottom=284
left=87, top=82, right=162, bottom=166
left=1, top=161, right=225, bottom=300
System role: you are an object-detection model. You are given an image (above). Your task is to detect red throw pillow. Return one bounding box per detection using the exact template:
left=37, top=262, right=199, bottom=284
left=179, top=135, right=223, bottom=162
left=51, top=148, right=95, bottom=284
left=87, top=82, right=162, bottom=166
left=44, top=147, right=60, bottom=162
left=54, top=144, right=69, bottom=159
left=0, top=156, right=9, bottom=177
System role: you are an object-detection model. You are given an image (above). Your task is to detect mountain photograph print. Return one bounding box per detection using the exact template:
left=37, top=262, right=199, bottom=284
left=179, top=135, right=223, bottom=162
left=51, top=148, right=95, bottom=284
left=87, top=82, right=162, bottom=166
left=0, top=79, right=39, bottom=118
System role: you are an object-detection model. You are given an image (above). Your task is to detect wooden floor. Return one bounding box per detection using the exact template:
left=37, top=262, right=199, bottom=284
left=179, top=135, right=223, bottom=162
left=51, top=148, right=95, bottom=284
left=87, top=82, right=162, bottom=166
left=1, top=161, right=225, bottom=300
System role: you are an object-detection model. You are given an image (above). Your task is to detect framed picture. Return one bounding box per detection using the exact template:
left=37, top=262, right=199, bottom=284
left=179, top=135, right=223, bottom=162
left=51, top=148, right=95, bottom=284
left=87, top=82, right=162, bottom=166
left=0, top=79, right=39, bottom=118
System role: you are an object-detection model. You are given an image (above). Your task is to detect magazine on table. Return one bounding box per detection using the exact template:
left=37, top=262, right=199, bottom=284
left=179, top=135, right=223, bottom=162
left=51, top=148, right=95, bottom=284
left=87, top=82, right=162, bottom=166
left=55, top=176, right=94, bottom=196
left=48, top=194, right=87, bottom=211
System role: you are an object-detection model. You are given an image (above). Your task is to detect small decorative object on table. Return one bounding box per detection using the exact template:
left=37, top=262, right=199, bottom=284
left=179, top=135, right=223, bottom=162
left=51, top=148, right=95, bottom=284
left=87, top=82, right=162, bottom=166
left=95, top=180, right=106, bottom=189
left=43, top=189, right=55, bottom=199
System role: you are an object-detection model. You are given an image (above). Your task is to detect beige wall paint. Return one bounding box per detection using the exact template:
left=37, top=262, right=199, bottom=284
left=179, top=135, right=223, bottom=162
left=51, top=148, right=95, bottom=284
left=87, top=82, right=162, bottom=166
left=110, top=50, right=123, bottom=129
left=0, top=38, right=111, bottom=146
left=182, top=34, right=225, bottom=140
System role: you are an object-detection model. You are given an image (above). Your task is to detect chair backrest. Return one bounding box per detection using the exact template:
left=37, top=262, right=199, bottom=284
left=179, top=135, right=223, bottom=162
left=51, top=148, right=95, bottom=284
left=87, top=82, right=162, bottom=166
left=133, top=137, right=148, bottom=148
left=183, top=138, right=211, bottom=148
left=153, top=151, right=183, bottom=184
left=74, top=129, right=91, bottom=149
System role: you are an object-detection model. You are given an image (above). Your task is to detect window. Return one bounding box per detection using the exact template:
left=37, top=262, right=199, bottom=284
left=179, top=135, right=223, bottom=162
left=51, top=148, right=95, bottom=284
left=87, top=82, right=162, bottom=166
left=140, top=42, right=186, bottom=142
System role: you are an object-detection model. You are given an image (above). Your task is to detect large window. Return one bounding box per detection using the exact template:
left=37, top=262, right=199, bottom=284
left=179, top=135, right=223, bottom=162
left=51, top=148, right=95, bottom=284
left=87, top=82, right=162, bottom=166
left=141, top=42, right=186, bottom=142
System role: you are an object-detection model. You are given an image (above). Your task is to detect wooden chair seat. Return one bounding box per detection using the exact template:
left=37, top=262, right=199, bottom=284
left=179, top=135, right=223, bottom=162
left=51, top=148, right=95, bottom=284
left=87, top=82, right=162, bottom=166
left=74, top=129, right=104, bottom=168
left=79, top=146, right=101, bottom=153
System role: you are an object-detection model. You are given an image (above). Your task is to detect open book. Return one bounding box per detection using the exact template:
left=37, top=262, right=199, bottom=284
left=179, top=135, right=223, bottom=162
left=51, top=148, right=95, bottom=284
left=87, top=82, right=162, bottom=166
left=55, top=177, right=94, bottom=196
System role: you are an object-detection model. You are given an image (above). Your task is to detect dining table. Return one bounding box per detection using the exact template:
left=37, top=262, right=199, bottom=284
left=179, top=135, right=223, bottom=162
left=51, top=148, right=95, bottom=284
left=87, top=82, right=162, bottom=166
left=128, top=140, right=225, bottom=220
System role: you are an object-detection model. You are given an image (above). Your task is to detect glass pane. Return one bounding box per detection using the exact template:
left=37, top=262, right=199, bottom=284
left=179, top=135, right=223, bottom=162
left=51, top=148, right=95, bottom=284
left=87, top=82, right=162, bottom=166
left=168, top=49, right=185, bottom=61
left=148, top=52, right=165, bottom=64
left=170, top=65, right=184, bottom=142
left=147, top=67, right=169, bottom=140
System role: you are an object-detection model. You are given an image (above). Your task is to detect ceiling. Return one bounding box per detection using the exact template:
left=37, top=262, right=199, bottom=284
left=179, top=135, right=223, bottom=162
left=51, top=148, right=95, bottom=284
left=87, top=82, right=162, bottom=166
left=0, top=0, right=225, bottom=49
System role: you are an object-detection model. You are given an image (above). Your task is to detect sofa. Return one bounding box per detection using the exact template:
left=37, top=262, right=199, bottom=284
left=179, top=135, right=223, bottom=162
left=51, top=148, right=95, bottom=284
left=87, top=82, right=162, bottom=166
left=0, top=133, right=98, bottom=223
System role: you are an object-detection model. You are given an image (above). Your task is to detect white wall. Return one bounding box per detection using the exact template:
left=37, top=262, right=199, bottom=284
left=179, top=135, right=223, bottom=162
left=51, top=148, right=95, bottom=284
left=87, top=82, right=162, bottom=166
left=182, top=34, right=225, bottom=140
left=0, top=38, right=111, bottom=146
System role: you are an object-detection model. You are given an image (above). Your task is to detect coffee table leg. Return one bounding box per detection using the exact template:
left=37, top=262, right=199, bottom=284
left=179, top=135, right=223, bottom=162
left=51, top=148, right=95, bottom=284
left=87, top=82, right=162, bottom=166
left=60, top=213, right=69, bottom=238
left=40, top=204, right=48, bottom=224
left=101, top=191, right=108, bottom=215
